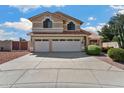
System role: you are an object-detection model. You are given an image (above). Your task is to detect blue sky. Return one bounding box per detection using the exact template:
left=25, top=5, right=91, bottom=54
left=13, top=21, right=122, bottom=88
left=0, top=5, right=123, bottom=40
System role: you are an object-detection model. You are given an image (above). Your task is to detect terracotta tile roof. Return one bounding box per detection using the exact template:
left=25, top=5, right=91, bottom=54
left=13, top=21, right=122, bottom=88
left=88, top=32, right=101, bottom=40
left=30, top=29, right=91, bottom=35
left=80, top=29, right=91, bottom=35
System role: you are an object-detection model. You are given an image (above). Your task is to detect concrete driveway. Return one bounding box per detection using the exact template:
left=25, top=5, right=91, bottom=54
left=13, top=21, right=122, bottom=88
left=0, top=52, right=124, bottom=88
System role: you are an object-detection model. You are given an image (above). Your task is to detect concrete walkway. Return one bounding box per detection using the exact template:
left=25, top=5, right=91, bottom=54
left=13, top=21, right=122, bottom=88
left=0, top=52, right=124, bottom=88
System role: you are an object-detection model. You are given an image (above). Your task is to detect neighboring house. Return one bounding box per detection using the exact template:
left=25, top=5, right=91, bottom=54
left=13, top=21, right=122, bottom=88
left=88, top=32, right=102, bottom=46
left=0, top=40, right=29, bottom=51
left=0, top=40, right=12, bottom=51
left=102, top=42, right=119, bottom=48
left=29, top=11, right=91, bottom=52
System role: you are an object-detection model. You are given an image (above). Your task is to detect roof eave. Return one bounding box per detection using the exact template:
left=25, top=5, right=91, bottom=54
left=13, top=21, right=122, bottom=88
left=80, top=29, right=91, bottom=35
left=54, top=11, right=84, bottom=24
left=28, top=11, right=52, bottom=21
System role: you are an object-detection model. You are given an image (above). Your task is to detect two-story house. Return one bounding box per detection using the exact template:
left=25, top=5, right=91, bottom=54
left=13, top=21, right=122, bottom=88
left=29, top=11, right=91, bottom=52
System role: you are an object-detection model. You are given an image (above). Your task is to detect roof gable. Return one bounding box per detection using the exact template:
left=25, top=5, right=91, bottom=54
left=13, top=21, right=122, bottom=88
left=54, top=11, right=83, bottom=24
left=29, top=11, right=83, bottom=24
left=29, top=11, right=63, bottom=22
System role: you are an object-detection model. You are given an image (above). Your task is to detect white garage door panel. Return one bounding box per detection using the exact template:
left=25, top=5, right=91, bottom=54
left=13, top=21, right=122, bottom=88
left=35, top=41, right=49, bottom=52
left=52, top=41, right=82, bottom=52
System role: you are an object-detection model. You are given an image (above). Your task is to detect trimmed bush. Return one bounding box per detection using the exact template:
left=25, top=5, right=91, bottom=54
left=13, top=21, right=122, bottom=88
left=86, top=45, right=101, bottom=55
left=107, top=48, right=124, bottom=62
left=102, top=47, right=113, bottom=53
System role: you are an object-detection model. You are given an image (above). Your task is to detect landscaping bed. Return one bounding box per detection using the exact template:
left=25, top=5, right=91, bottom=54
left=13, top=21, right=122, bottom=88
left=85, top=45, right=124, bottom=69
left=95, top=55, right=124, bottom=70
left=0, top=51, right=29, bottom=64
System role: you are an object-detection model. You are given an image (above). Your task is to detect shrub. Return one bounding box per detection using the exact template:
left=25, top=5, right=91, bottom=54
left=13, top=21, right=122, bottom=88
left=107, top=48, right=124, bottom=62
left=86, top=45, right=101, bottom=55
left=102, top=47, right=113, bottom=53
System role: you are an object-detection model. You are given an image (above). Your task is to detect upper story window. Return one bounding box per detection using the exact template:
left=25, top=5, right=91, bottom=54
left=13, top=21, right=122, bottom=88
left=43, top=18, right=52, bottom=28
left=67, top=22, right=75, bottom=30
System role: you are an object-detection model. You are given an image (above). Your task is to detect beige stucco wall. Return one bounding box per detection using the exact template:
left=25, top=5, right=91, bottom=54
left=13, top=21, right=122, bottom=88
left=31, top=35, right=86, bottom=51
left=33, top=22, right=63, bottom=29
left=32, top=36, right=84, bottom=40
left=31, top=13, right=81, bottom=32
left=32, top=13, right=63, bottom=32
left=0, top=41, right=12, bottom=51
left=31, top=13, right=62, bottom=22
left=102, top=42, right=119, bottom=48
left=29, top=12, right=90, bottom=51
left=63, top=21, right=80, bottom=31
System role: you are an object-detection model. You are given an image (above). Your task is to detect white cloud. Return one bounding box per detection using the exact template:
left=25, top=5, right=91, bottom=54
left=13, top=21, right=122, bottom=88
left=82, top=26, right=97, bottom=32
left=118, top=10, right=124, bottom=14
left=98, top=23, right=106, bottom=26
left=88, top=17, right=96, bottom=21
left=110, top=5, right=124, bottom=10
left=0, top=30, right=13, bottom=36
left=1, top=18, right=32, bottom=31
left=42, top=5, right=65, bottom=8
left=0, top=29, right=17, bottom=40
left=96, top=25, right=103, bottom=31
left=85, top=22, right=90, bottom=26
left=10, top=5, right=40, bottom=12
left=110, top=5, right=124, bottom=14
left=82, top=23, right=105, bottom=33
left=9, top=37, right=18, bottom=40
left=10, top=5, right=65, bottom=12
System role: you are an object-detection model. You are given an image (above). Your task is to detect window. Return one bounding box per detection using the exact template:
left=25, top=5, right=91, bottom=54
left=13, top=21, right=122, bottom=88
left=74, top=39, right=80, bottom=41
left=60, top=39, right=65, bottom=41
left=52, top=39, right=58, bottom=41
left=67, top=22, right=75, bottom=30
left=67, top=39, right=73, bottom=41
left=42, top=39, right=49, bottom=41
left=43, top=18, right=52, bottom=28
left=35, top=39, right=41, bottom=41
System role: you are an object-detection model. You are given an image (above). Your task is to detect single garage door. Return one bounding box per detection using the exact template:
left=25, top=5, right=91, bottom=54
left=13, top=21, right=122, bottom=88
left=34, top=39, right=49, bottom=52
left=52, top=39, right=82, bottom=52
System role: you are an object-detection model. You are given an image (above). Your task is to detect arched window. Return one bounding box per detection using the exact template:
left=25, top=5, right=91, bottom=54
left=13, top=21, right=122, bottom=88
left=43, top=18, right=52, bottom=28
left=67, top=22, right=75, bottom=30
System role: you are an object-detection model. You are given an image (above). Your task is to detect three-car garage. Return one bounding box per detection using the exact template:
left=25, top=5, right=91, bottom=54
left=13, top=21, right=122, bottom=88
left=34, top=39, right=83, bottom=52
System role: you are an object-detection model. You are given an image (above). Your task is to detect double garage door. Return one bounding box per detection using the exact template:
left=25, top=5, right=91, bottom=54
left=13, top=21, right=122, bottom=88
left=34, top=39, right=83, bottom=52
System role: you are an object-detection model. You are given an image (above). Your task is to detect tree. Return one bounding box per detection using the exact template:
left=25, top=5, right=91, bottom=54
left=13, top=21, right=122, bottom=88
left=19, top=37, right=26, bottom=41
left=98, top=14, right=124, bottom=48
left=108, top=14, right=124, bottom=48
left=98, top=25, right=114, bottom=42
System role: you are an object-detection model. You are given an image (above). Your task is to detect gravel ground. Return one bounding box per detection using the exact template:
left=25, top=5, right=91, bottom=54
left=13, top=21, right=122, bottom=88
left=95, top=55, right=124, bottom=70
left=0, top=51, right=29, bottom=64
